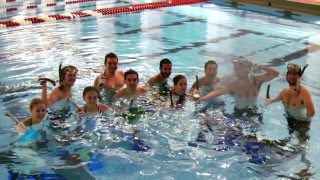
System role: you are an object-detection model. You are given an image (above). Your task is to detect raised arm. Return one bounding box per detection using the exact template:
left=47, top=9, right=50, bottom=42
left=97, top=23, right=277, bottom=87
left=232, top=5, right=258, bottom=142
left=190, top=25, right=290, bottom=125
left=41, top=83, right=48, bottom=106
left=255, top=65, right=279, bottom=83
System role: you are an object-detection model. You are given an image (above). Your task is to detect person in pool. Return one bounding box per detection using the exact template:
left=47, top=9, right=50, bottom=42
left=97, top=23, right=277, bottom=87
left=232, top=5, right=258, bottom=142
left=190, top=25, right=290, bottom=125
left=6, top=98, right=46, bottom=134
left=264, top=63, right=315, bottom=139
left=190, top=60, right=221, bottom=96
left=115, top=69, right=147, bottom=99
left=147, top=58, right=172, bottom=96
left=147, top=58, right=172, bottom=86
left=199, top=57, right=279, bottom=117
left=41, top=64, right=78, bottom=106
left=169, top=75, right=190, bottom=108
left=23, top=98, right=46, bottom=128
left=93, top=52, right=125, bottom=97
left=78, top=86, right=110, bottom=115
left=190, top=60, right=226, bottom=111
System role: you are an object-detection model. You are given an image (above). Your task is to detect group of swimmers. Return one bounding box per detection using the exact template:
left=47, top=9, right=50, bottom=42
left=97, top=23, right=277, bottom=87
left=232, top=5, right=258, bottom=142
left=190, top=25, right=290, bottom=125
left=7, top=52, right=316, bottom=141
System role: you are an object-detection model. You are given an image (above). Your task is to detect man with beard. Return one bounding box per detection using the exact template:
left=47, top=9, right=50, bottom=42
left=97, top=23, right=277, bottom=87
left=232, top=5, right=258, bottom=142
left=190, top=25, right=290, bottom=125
left=199, top=57, right=279, bottom=117
left=93, top=52, right=125, bottom=103
left=264, top=63, right=315, bottom=119
left=147, top=58, right=172, bottom=95
left=264, top=63, right=315, bottom=143
left=115, top=69, right=147, bottom=98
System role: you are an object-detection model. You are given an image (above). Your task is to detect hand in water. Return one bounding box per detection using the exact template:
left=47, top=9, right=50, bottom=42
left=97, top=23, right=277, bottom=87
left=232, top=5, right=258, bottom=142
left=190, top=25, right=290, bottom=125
left=263, top=98, right=271, bottom=106
left=98, top=76, right=106, bottom=87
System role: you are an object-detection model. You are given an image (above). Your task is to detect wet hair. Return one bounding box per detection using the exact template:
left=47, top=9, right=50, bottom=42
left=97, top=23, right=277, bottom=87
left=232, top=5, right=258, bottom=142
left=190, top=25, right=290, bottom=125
left=83, top=86, right=99, bottom=97
left=58, top=63, right=78, bottom=85
left=204, top=60, right=218, bottom=70
left=160, top=58, right=172, bottom=69
left=104, top=52, right=118, bottom=64
left=29, top=98, right=46, bottom=110
left=173, top=75, right=186, bottom=85
left=124, top=69, right=139, bottom=80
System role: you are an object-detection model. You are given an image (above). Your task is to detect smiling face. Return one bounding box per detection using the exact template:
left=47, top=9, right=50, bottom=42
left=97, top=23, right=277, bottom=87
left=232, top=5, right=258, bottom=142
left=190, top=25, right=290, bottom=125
left=205, top=63, right=217, bottom=78
left=174, top=78, right=187, bottom=95
left=31, top=103, right=46, bottom=122
left=105, top=58, right=118, bottom=74
left=83, top=90, right=99, bottom=105
left=234, top=62, right=249, bottom=80
left=286, top=71, right=300, bottom=86
left=160, top=63, right=172, bottom=79
left=125, top=74, right=139, bottom=91
left=64, top=71, right=77, bottom=86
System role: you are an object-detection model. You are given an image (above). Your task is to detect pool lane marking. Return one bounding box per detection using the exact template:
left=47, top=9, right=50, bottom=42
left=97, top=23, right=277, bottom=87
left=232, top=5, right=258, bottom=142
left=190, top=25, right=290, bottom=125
left=0, top=0, right=208, bottom=28
left=0, top=0, right=116, bottom=13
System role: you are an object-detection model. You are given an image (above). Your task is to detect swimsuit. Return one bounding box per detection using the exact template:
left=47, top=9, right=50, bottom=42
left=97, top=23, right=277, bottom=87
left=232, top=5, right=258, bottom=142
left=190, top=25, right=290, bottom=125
left=284, top=104, right=310, bottom=121
left=84, top=105, right=103, bottom=116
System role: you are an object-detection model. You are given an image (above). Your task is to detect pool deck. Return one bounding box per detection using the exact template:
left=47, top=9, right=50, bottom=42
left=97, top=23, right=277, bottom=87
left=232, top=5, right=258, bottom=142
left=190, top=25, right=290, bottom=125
left=231, top=0, right=320, bottom=15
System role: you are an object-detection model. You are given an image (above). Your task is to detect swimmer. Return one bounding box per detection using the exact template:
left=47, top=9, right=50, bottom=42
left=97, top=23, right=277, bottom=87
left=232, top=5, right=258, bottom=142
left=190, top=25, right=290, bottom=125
left=147, top=58, right=172, bottom=86
left=78, top=86, right=110, bottom=115
left=115, top=69, right=147, bottom=99
left=264, top=63, right=315, bottom=119
left=199, top=57, right=279, bottom=117
left=93, top=52, right=125, bottom=92
left=190, top=60, right=222, bottom=98
left=41, top=63, right=78, bottom=106
left=170, top=75, right=189, bottom=108
left=6, top=98, right=46, bottom=134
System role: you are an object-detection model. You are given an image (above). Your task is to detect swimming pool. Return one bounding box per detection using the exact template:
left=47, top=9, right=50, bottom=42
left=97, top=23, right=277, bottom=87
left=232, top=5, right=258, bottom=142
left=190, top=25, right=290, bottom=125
left=1, top=0, right=320, bottom=179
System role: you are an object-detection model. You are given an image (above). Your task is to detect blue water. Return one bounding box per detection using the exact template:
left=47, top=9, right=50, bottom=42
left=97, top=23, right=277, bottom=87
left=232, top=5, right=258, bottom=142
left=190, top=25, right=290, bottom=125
left=1, top=0, right=320, bottom=179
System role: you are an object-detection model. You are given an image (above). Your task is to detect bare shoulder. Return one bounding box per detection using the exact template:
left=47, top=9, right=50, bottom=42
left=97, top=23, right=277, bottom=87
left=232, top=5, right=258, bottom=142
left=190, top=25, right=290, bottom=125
left=98, top=103, right=109, bottom=112
left=117, top=70, right=125, bottom=76
left=301, top=86, right=311, bottom=95
left=115, top=88, right=126, bottom=98
left=147, top=75, right=158, bottom=85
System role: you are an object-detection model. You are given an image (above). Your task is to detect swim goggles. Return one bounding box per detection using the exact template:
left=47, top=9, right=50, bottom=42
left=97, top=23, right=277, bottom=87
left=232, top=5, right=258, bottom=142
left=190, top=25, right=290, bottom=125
left=287, top=63, right=301, bottom=73
left=63, top=65, right=78, bottom=74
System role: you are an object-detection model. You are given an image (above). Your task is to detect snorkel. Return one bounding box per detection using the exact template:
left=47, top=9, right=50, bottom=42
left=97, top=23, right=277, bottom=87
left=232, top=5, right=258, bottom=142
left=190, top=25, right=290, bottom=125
left=170, top=91, right=174, bottom=107
left=266, top=84, right=270, bottom=99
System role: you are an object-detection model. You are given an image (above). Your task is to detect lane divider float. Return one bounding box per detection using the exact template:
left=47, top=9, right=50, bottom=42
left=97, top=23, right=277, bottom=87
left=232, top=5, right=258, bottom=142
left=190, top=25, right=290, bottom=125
left=0, top=0, right=208, bottom=28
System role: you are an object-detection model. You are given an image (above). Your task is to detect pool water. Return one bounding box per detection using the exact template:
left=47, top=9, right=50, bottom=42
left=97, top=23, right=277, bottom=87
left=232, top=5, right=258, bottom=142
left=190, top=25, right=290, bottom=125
left=1, top=0, right=320, bottom=179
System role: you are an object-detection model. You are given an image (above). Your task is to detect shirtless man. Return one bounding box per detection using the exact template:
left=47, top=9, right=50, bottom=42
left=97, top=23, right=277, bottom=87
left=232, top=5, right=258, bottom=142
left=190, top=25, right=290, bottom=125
left=264, top=63, right=315, bottom=141
left=264, top=63, right=315, bottom=119
left=94, top=52, right=124, bottom=91
left=41, top=64, right=78, bottom=106
left=190, top=60, right=221, bottom=95
left=147, top=58, right=172, bottom=86
left=199, top=57, right=279, bottom=117
left=115, top=69, right=147, bottom=99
